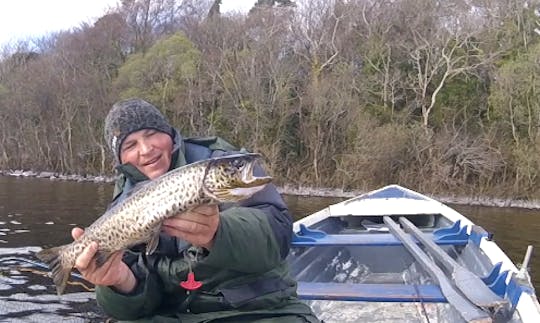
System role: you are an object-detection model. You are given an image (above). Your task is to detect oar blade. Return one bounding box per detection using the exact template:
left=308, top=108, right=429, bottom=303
left=399, top=217, right=509, bottom=314
left=383, top=217, right=492, bottom=323
left=453, top=268, right=509, bottom=316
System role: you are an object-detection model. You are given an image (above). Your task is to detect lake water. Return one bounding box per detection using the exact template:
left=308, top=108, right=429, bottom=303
left=0, top=176, right=539, bottom=321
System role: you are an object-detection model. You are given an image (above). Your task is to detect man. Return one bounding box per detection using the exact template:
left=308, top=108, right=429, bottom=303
left=71, top=98, right=319, bottom=322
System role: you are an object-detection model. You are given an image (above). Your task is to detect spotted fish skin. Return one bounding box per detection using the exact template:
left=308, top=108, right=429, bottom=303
left=36, top=153, right=271, bottom=295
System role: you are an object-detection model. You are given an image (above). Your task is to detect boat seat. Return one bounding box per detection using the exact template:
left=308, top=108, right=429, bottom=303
left=297, top=282, right=446, bottom=302
left=292, top=224, right=469, bottom=247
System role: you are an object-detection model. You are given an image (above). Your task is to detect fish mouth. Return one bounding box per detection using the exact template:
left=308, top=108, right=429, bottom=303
left=203, top=153, right=273, bottom=202
left=220, top=157, right=272, bottom=200
left=238, top=157, right=272, bottom=188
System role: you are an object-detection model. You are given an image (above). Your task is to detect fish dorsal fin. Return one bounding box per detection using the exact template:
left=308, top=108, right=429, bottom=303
left=146, top=226, right=161, bottom=255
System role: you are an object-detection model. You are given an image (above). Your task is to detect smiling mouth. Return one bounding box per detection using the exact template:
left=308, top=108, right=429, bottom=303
left=143, top=155, right=161, bottom=166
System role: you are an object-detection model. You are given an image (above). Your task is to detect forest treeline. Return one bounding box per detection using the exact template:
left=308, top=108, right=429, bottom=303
left=1, top=0, right=540, bottom=199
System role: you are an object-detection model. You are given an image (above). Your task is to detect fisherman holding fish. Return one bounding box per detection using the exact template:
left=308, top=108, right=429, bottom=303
left=39, top=98, right=319, bottom=322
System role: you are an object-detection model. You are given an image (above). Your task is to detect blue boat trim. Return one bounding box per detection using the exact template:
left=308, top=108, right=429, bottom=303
left=506, top=276, right=532, bottom=314
left=433, top=220, right=461, bottom=238
left=433, top=225, right=469, bottom=242
left=292, top=224, right=469, bottom=247
left=297, top=282, right=446, bottom=302
left=469, top=225, right=491, bottom=246
left=489, top=270, right=510, bottom=298
left=349, top=186, right=429, bottom=202
left=293, top=225, right=326, bottom=243
left=482, top=262, right=503, bottom=285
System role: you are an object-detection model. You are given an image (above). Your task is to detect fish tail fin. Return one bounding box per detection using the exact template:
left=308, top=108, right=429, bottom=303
left=36, top=245, right=72, bottom=295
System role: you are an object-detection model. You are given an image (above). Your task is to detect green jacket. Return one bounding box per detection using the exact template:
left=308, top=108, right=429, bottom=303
left=96, top=132, right=319, bottom=322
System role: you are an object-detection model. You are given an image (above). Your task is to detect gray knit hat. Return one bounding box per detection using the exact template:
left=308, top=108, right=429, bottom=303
left=104, top=98, right=173, bottom=163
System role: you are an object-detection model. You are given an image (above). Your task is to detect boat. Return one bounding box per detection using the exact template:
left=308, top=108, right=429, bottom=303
left=288, top=184, right=540, bottom=323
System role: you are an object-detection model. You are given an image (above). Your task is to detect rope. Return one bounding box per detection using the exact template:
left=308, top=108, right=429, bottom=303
left=0, top=256, right=94, bottom=292
left=16, top=267, right=95, bottom=292
left=400, top=255, right=432, bottom=323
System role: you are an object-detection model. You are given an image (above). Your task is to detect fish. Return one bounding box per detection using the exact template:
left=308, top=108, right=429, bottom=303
left=36, top=153, right=272, bottom=295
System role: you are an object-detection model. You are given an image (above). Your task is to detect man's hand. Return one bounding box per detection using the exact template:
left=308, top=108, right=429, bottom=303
left=162, top=204, right=220, bottom=249
left=72, top=228, right=137, bottom=293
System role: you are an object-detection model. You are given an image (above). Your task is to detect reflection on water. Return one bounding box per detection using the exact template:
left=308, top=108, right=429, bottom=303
left=1, top=176, right=539, bottom=320
left=0, top=177, right=112, bottom=321
left=0, top=247, right=103, bottom=322
left=283, top=194, right=345, bottom=221
left=0, top=177, right=112, bottom=248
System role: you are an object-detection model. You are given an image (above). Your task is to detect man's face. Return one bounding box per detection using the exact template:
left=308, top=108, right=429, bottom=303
left=120, top=129, right=173, bottom=180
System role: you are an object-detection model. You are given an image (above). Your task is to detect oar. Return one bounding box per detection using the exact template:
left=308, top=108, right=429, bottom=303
left=383, top=216, right=492, bottom=323
left=398, top=217, right=508, bottom=315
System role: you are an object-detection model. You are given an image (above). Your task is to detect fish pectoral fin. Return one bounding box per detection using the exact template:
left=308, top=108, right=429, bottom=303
left=94, top=250, right=114, bottom=268
left=212, top=189, right=232, bottom=199
left=146, top=228, right=161, bottom=256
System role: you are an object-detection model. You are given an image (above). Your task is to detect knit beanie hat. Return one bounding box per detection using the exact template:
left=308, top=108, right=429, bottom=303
left=104, top=98, right=174, bottom=163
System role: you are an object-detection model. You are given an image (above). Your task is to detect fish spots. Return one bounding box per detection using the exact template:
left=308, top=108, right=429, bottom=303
left=42, top=154, right=264, bottom=290
left=74, top=244, right=83, bottom=253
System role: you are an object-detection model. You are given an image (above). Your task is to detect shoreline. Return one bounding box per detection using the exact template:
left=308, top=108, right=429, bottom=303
left=2, top=169, right=540, bottom=210
left=279, top=184, right=540, bottom=209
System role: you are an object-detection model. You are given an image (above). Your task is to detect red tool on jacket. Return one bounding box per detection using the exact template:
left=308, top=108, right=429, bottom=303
left=180, top=272, right=202, bottom=291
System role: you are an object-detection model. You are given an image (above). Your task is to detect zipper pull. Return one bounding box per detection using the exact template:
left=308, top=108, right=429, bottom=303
left=180, top=272, right=202, bottom=291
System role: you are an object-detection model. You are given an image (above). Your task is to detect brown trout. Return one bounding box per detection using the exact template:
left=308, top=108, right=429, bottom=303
left=37, top=153, right=272, bottom=295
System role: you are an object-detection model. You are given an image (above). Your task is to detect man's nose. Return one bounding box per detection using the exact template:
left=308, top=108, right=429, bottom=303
left=139, top=139, right=153, bottom=154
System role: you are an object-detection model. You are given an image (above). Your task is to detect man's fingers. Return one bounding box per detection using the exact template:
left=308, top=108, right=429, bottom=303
left=75, top=241, right=98, bottom=270
left=192, top=205, right=219, bottom=217
left=162, top=206, right=219, bottom=248
left=163, top=218, right=203, bottom=232
left=174, top=207, right=219, bottom=223
left=107, top=251, right=124, bottom=266
left=98, top=251, right=123, bottom=273
left=71, top=227, right=85, bottom=240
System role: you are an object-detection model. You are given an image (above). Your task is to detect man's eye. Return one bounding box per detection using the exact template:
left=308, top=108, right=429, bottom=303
left=122, top=142, right=135, bottom=151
